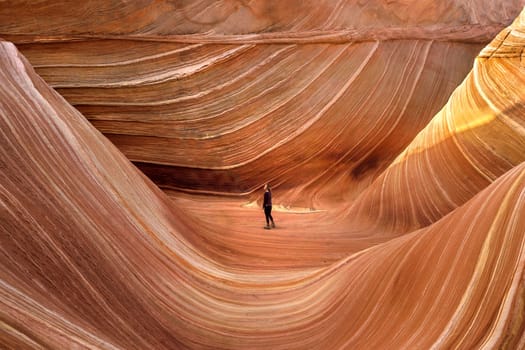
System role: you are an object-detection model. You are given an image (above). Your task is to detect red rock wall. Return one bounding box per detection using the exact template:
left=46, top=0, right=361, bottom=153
left=349, top=13, right=525, bottom=233
left=1, top=31, right=525, bottom=347
left=1, top=2, right=525, bottom=349
left=2, top=1, right=523, bottom=208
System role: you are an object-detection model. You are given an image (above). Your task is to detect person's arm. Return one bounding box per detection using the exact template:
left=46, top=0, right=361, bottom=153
left=263, top=192, right=268, bottom=208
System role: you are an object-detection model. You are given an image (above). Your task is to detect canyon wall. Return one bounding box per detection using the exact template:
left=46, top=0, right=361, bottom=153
left=2, top=0, right=523, bottom=207
left=1, top=2, right=525, bottom=349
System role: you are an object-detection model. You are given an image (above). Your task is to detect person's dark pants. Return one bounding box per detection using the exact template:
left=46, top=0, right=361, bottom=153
left=264, top=206, right=274, bottom=226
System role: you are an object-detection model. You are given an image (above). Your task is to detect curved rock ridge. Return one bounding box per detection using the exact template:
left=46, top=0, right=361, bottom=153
left=1, top=35, right=525, bottom=350
left=348, top=9, right=525, bottom=234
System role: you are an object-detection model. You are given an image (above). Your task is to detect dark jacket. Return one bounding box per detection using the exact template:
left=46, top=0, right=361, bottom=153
left=263, top=190, right=272, bottom=207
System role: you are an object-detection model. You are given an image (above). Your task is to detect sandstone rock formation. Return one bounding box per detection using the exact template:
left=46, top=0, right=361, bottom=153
left=1, top=1, right=525, bottom=349
left=348, top=12, right=525, bottom=234
left=2, top=0, right=523, bottom=208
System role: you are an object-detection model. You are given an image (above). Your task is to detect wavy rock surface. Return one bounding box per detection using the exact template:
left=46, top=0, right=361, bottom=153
left=1, top=33, right=525, bottom=348
left=349, top=12, right=525, bottom=234
left=17, top=39, right=483, bottom=209
left=1, top=2, right=525, bottom=350
left=3, top=1, right=524, bottom=208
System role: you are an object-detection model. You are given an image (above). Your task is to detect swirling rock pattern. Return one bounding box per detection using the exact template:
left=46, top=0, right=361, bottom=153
left=349, top=12, right=525, bottom=234
left=1, top=2, right=525, bottom=350
left=2, top=0, right=523, bottom=209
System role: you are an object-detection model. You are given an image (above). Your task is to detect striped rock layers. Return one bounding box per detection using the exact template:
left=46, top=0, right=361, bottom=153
left=1, top=1, right=523, bottom=208
left=349, top=11, right=525, bottom=234
left=1, top=27, right=525, bottom=347
left=1, top=2, right=525, bottom=350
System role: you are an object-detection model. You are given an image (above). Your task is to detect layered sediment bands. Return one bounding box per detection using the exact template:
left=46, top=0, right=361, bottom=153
left=2, top=2, right=525, bottom=349
left=2, top=36, right=525, bottom=349
left=3, top=1, right=524, bottom=207
left=349, top=12, right=525, bottom=233
left=9, top=38, right=486, bottom=206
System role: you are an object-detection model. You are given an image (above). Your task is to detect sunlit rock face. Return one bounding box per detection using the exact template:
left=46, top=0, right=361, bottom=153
left=348, top=12, right=525, bottom=234
left=2, top=0, right=523, bottom=208
left=1, top=2, right=525, bottom=350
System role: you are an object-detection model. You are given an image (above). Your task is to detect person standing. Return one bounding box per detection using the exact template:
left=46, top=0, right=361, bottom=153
left=263, top=184, right=275, bottom=229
